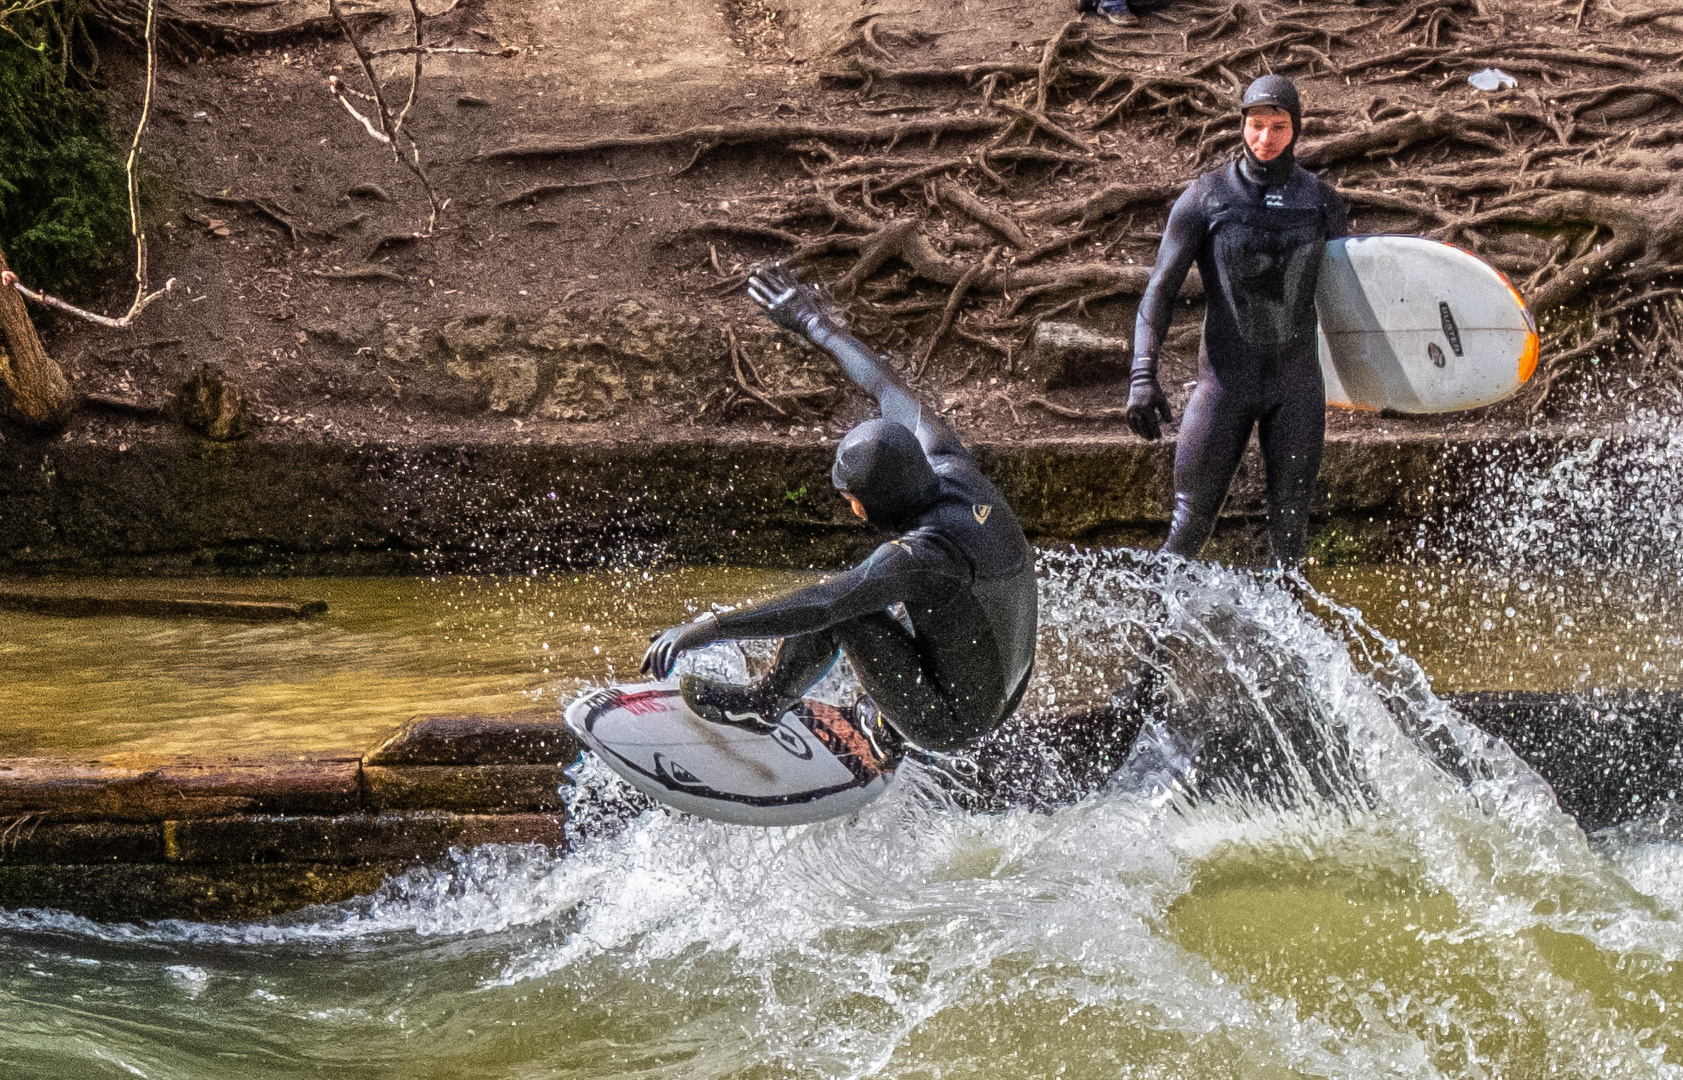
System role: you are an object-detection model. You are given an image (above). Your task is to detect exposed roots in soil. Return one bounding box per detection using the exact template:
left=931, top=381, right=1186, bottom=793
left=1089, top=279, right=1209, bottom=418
left=129, top=0, right=1683, bottom=416
left=85, top=0, right=391, bottom=59
left=458, top=1, right=1683, bottom=410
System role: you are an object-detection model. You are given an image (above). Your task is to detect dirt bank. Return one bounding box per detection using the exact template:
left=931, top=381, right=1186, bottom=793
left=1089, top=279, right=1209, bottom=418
left=13, top=0, right=1682, bottom=459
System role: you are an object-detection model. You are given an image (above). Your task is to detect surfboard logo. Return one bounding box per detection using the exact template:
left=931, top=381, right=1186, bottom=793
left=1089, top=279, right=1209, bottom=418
left=652, top=752, right=706, bottom=788
left=972, top=504, right=992, bottom=524
left=770, top=720, right=814, bottom=760
left=1428, top=342, right=1446, bottom=368
left=1438, top=301, right=1464, bottom=357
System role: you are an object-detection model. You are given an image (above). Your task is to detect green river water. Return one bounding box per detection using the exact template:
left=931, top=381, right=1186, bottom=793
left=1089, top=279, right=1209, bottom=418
left=3, top=424, right=1683, bottom=1079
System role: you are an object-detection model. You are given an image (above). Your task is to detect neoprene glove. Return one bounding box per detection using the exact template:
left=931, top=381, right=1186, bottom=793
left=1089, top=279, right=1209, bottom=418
left=747, top=265, right=846, bottom=341
left=640, top=613, right=720, bottom=681
left=1125, top=363, right=1173, bottom=441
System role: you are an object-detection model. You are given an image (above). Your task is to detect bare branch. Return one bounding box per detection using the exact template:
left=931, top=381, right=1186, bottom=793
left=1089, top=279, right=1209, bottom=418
left=327, top=0, right=441, bottom=233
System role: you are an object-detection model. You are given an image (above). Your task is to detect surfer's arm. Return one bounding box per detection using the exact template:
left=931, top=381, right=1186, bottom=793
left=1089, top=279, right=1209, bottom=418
left=1132, top=186, right=1203, bottom=368
left=1125, top=188, right=1201, bottom=440
left=749, top=266, right=966, bottom=460
left=709, top=541, right=956, bottom=641
left=1322, top=179, right=1350, bottom=240
left=645, top=545, right=935, bottom=677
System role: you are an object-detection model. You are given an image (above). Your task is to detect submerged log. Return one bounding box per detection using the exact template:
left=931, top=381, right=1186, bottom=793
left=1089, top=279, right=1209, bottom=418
left=0, top=583, right=327, bottom=621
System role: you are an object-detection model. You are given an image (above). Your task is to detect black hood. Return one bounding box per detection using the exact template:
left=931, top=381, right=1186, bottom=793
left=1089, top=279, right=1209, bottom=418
left=831, top=419, right=940, bottom=531
left=1238, top=74, right=1301, bottom=186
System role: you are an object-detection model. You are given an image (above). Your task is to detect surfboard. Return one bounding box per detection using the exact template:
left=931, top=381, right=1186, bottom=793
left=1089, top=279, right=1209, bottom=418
left=563, top=683, right=899, bottom=826
left=1317, top=234, right=1539, bottom=413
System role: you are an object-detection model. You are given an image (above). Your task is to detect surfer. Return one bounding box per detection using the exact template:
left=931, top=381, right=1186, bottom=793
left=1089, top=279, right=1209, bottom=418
left=1127, top=74, right=1349, bottom=567
left=641, top=266, right=1039, bottom=752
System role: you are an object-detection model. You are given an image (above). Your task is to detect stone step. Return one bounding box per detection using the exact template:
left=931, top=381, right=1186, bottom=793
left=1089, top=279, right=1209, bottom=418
left=0, top=692, right=1677, bottom=920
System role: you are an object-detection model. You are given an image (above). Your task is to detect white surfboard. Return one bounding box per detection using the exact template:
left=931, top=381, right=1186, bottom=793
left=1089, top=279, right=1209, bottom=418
left=1317, top=234, right=1539, bottom=413
left=564, top=683, right=899, bottom=826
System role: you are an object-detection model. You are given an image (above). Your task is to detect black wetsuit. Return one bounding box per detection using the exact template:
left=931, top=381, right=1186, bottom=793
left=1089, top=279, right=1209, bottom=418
left=1134, top=154, right=1349, bottom=564
left=705, top=329, right=1039, bottom=751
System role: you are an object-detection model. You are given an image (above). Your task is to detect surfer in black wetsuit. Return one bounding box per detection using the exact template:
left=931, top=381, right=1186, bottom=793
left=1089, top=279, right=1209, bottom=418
left=641, top=266, right=1039, bottom=752
left=1128, top=74, right=1349, bottom=567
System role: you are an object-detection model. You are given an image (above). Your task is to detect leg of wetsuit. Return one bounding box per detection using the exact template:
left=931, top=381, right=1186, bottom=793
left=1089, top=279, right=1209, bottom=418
left=701, top=616, right=985, bottom=749
left=1257, top=357, right=1325, bottom=567
left=827, top=612, right=989, bottom=750
left=1162, top=372, right=1259, bottom=558
left=754, top=629, right=847, bottom=701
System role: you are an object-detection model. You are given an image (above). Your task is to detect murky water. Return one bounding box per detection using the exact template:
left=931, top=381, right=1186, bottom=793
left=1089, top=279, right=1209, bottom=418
left=2, top=561, right=1679, bottom=759
left=0, top=569, right=812, bottom=758
left=3, top=422, right=1683, bottom=1078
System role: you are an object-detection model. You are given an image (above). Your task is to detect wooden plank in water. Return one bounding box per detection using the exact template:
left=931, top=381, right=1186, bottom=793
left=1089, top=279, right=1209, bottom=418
left=0, top=586, right=327, bottom=621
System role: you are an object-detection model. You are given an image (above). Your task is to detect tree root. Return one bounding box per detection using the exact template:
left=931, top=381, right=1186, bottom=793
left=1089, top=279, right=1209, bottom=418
left=1557, top=71, right=1683, bottom=121
left=936, top=181, right=1030, bottom=248
left=1341, top=41, right=1645, bottom=80
left=497, top=171, right=664, bottom=206
left=1299, top=108, right=1516, bottom=169
left=916, top=247, right=1001, bottom=374
left=727, top=327, right=789, bottom=417
left=1447, top=191, right=1656, bottom=315
left=86, top=0, right=387, bottom=53
left=1019, top=395, right=1129, bottom=422
left=1607, top=2, right=1683, bottom=27
left=197, top=192, right=328, bottom=243
left=309, top=266, right=406, bottom=283
left=1027, top=181, right=1184, bottom=227
left=1182, top=2, right=1251, bottom=47
left=473, top=117, right=1005, bottom=168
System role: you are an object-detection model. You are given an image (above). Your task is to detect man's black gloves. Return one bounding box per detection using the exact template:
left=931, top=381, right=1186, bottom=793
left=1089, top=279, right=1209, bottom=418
left=747, top=265, right=847, bottom=341
left=640, top=612, right=720, bottom=681
left=1126, top=360, right=1174, bottom=441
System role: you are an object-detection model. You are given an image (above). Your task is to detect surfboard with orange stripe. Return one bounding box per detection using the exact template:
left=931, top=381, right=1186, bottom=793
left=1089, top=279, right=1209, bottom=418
left=1317, top=235, right=1539, bottom=414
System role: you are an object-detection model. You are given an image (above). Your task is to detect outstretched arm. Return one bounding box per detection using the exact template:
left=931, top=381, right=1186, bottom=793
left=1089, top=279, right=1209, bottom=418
left=641, top=542, right=940, bottom=679
left=748, top=266, right=965, bottom=459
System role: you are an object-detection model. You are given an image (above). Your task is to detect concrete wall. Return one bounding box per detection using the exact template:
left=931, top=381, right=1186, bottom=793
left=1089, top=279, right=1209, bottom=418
left=0, top=424, right=1618, bottom=572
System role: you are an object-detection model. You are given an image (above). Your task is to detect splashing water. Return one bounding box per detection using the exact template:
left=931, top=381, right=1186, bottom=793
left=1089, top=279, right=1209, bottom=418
left=5, top=548, right=1683, bottom=1078
left=1426, top=411, right=1683, bottom=581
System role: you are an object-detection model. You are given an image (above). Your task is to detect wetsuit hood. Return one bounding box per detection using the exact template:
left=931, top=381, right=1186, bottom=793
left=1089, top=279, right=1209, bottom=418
left=1239, top=74, right=1301, bottom=186
left=831, top=418, right=940, bottom=531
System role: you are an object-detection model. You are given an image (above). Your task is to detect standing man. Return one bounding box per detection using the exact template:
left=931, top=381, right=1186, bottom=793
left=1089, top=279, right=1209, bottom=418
left=642, top=267, right=1038, bottom=753
left=1127, top=74, right=1349, bottom=567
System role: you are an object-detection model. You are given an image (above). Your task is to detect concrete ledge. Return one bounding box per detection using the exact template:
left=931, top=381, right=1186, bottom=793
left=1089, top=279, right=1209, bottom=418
left=365, top=709, right=581, bottom=766
left=163, top=812, right=567, bottom=865
left=0, top=711, right=576, bottom=921
left=361, top=765, right=567, bottom=813
left=0, top=821, right=165, bottom=865
left=0, top=864, right=394, bottom=921
left=3, top=691, right=1681, bottom=920
left=0, top=425, right=1633, bottom=571
left=0, top=758, right=363, bottom=821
